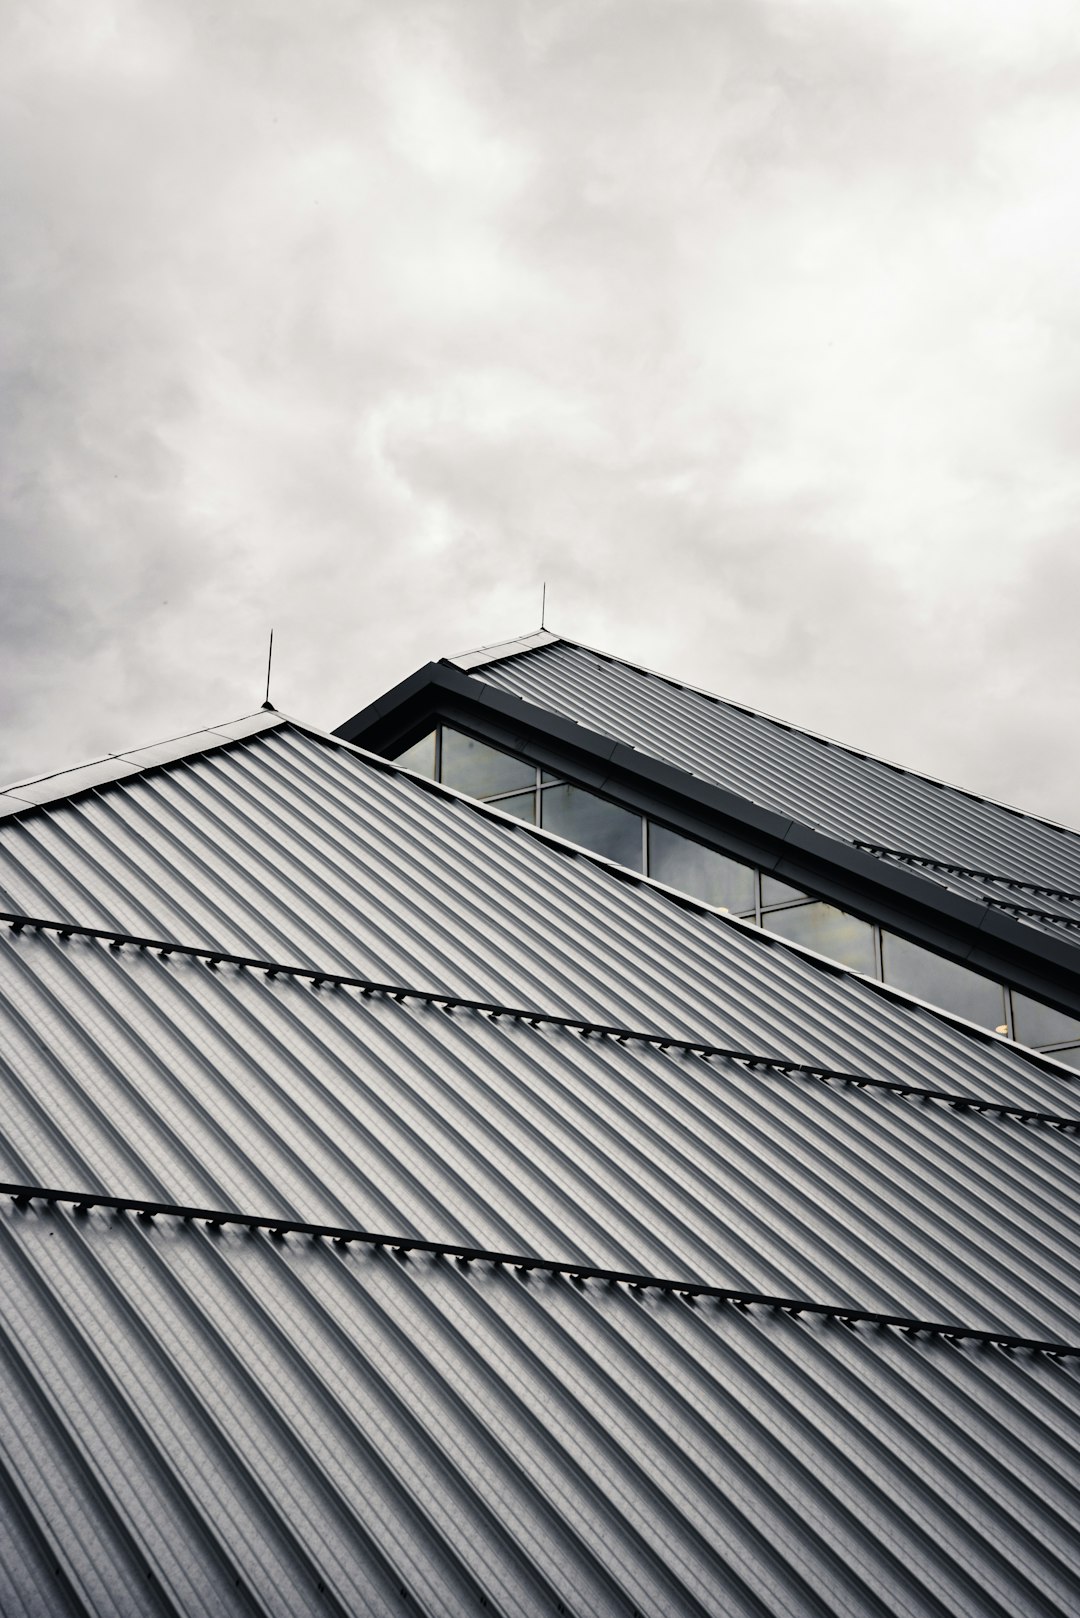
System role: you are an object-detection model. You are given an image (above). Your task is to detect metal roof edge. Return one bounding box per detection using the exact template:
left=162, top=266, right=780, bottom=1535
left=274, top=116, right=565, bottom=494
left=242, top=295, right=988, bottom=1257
left=0, top=710, right=287, bottom=822
left=475, top=632, right=1080, bottom=850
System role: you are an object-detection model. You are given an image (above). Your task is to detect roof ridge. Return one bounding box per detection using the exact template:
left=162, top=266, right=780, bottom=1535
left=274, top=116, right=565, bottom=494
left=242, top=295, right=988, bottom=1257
left=469, top=633, right=1080, bottom=849
left=447, top=628, right=561, bottom=671
left=0, top=711, right=286, bottom=822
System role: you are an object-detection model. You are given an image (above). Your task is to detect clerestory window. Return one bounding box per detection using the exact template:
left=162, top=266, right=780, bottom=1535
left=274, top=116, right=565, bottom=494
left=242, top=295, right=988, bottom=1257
left=390, top=724, right=1079, bottom=1061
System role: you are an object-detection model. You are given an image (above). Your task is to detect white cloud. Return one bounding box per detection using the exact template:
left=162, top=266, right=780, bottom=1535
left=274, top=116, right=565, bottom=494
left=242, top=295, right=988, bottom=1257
left=2, top=0, right=1079, bottom=828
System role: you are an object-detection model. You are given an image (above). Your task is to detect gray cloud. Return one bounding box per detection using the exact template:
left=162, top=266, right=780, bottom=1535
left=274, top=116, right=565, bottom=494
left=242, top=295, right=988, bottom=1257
left=2, top=0, right=1079, bottom=829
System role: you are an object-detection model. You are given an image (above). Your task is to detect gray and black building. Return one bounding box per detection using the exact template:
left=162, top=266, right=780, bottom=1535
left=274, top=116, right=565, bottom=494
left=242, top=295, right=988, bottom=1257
left=0, top=628, right=1078, bottom=1615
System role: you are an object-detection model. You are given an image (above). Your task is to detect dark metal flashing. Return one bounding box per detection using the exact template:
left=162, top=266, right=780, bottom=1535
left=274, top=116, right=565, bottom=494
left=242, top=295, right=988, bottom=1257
left=6, top=1180, right=1077, bottom=1359
left=333, top=664, right=1080, bottom=1018
left=5, top=909, right=1078, bottom=1129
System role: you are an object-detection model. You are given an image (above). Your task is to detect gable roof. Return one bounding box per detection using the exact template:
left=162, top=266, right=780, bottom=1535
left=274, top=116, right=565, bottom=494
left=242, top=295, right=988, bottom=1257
left=454, top=634, right=1080, bottom=907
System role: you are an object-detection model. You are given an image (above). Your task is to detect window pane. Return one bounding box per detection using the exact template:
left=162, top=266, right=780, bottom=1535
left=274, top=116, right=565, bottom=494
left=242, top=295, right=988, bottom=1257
left=881, top=933, right=1005, bottom=1029
left=1011, top=992, right=1080, bottom=1050
left=761, top=874, right=807, bottom=907
left=541, top=784, right=644, bottom=871
left=392, top=731, right=436, bottom=778
left=440, top=728, right=535, bottom=798
left=490, top=791, right=535, bottom=825
left=648, top=824, right=756, bottom=913
left=1050, top=1045, right=1080, bottom=1068
left=764, top=902, right=876, bottom=975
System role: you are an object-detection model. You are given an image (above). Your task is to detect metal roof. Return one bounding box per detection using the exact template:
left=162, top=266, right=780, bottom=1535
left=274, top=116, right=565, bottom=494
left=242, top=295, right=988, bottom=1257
left=0, top=711, right=282, bottom=819
left=459, top=637, right=1080, bottom=897
left=2, top=709, right=1080, bottom=1614
left=0, top=720, right=1075, bottom=1116
left=3, top=1194, right=1080, bottom=1618
left=3, top=924, right=1079, bottom=1338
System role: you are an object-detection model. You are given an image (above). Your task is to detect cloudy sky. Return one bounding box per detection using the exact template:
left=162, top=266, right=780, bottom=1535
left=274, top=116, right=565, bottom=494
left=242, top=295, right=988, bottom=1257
left=3, top=0, right=1080, bottom=826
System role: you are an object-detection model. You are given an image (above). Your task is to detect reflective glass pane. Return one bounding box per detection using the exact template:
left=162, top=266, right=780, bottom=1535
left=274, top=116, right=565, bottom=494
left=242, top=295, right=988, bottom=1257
left=761, top=874, right=807, bottom=907
left=440, top=728, right=535, bottom=798
left=490, top=791, right=536, bottom=825
left=541, top=785, right=644, bottom=871
left=1050, top=1045, right=1080, bottom=1068
left=764, top=902, right=876, bottom=975
left=1011, top=992, right=1080, bottom=1050
left=881, top=933, right=1006, bottom=1029
left=647, top=823, right=756, bottom=913
left=540, top=770, right=562, bottom=784
left=392, top=731, right=436, bottom=778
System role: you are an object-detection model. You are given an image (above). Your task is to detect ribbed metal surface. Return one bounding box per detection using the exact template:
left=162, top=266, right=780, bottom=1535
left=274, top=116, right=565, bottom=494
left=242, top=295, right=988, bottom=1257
left=866, top=853, right=1080, bottom=941
left=469, top=639, right=1080, bottom=896
left=0, top=723, right=1075, bottom=1116
left=2, top=925, right=1079, bottom=1337
left=2, top=1197, right=1079, bottom=1618
left=3, top=714, right=1080, bottom=1617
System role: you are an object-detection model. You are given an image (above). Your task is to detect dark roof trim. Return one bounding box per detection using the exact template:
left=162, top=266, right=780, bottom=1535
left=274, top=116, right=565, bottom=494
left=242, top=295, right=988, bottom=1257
left=333, top=664, right=1080, bottom=1015
left=6, top=1180, right=1077, bottom=1358
left=8, top=909, right=1077, bottom=1123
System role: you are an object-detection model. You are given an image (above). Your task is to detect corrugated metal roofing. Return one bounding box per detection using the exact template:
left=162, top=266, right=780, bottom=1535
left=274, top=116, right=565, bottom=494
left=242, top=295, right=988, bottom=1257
left=462, top=637, right=1080, bottom=898
left=862, top=851, right=1080, bottom=942
left=2, top=1197, right=1080, bottom=1618
left=0, top=721, right=1075, bottom=1116
left=3, top=706, right=1080, bottom=1615
left=2, top=925, right=1078, bottom=1338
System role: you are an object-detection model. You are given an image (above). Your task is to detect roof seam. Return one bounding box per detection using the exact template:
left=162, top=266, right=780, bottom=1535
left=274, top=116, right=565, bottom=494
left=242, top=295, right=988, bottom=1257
left=6, top=1180, right=1076, bottom=1359
left=5, top=910, right=1078, bottom=1128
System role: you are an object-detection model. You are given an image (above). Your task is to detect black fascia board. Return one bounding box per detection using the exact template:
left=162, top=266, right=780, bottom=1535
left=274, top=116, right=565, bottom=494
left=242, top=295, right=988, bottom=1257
left=334, top=663, right=1080, bottom=1018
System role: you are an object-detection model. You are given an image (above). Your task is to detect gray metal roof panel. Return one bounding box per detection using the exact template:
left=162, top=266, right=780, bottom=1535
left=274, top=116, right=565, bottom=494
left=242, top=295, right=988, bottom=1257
left=468, top=639, right=1080, bottom=895
left=1, top=1197, right=1079, bottom=1617
left=864, top=853, right=1080, bottom=940
left=3, top=710, right=1080, bottom=1613
left=0, top=725, right=1076, bottom=1116
left=3, top=924, right=1080, bottom=1340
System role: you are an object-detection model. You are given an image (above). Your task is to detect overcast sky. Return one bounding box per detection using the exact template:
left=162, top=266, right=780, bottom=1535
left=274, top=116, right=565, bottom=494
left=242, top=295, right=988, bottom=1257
left=3, top=0, right=1080, bottom=827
